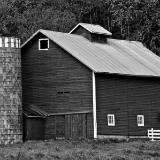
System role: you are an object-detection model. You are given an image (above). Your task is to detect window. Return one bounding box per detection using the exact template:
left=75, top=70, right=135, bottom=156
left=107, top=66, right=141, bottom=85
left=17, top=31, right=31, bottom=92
left=107, top=114, right=115, bottom=126
left=39, top=39, right=49, bottom=50
left=137, top=115, right=144, bottom=126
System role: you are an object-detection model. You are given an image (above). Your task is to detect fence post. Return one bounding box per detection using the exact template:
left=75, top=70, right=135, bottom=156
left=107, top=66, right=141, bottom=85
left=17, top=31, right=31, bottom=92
left=151, top=128, right=154, bottom=141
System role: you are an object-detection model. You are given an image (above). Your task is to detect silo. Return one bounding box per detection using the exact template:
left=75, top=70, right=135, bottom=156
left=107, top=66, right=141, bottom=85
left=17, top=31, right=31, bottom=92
left=0, top=36, right=22, bottom=144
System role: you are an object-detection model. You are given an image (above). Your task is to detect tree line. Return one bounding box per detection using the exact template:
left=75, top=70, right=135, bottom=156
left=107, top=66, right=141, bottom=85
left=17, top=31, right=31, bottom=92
left=0, top=0, right=160, bottom=55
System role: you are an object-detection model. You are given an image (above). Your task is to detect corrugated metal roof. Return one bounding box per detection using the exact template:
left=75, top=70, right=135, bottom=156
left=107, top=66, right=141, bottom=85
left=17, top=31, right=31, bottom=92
left=69, top=23, right=112, bottom=35
left=22, top=29, right=160, bottom=77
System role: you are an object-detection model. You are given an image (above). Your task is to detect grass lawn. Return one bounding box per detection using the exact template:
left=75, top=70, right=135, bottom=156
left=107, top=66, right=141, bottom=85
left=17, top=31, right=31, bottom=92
left=0, top=139, right=160, bottom=160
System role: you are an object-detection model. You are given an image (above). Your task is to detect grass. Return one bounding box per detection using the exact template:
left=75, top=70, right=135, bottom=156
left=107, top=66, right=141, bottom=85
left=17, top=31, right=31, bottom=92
left=0, top=139, right=160, bottom=160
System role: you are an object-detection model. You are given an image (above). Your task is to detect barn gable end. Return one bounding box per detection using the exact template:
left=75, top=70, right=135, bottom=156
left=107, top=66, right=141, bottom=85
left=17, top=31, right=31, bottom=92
left=22, top=32, right=94, bottom=139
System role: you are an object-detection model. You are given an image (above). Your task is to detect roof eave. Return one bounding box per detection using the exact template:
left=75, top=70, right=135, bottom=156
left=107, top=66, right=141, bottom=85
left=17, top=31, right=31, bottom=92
left=68, top=23, right=92, bottom=34
left=69, top=23, right=112, bottom=36
left=93, top=31, right=112, bottom=36
left=96, top=72, right=160, bottom=78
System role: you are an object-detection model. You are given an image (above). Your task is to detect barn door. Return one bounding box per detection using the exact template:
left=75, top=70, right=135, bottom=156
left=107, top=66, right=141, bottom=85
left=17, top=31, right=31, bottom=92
left=55, top=115, right=65, bottom=138
left=24, top=117, right=45, bottom=141
left=65, top=114, right=87, bottom=139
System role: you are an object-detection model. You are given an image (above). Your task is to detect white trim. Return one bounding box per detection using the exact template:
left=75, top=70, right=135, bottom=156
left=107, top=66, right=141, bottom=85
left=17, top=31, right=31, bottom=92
left=16, top=38, right=19, bottom=48
left=11, top=37, right=15, bottom=48
left=137, top=115, right=144, bottom=126
left=92, top=71, right=97, bottom=138
left=69, top=23, right=112, bottom=35
left=0, top=37, right=2, bottom=47
left=107, top=114, right=115, bottom=126
left=69, top=23, right=92, bottom=34
left=5, top=37, right=9, bottom=47
left=38, top=38, right=49, bottom=50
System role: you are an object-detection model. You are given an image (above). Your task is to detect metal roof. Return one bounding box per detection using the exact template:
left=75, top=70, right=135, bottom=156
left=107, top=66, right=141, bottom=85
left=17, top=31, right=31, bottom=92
left=22, top=29, right=160, bottom=77
left=69, top=23, right=112, bottom=35
left=23, top=104, right=48, bottom=117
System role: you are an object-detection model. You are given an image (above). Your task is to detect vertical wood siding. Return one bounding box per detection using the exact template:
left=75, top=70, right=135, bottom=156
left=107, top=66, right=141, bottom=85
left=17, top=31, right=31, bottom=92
left=96, top=73, right=160, bottom=137
left=45, top=113, right=92, bottom=139
left=24, top=117, right=45, bottom=140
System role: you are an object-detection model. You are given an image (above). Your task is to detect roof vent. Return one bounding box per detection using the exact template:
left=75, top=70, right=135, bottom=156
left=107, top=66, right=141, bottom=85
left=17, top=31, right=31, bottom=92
left=69, top=23, right=112, bottom=43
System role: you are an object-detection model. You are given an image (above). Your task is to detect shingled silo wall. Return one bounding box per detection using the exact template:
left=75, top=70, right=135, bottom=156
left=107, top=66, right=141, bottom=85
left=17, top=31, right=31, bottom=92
left=0, top=37, right=22, bottom=144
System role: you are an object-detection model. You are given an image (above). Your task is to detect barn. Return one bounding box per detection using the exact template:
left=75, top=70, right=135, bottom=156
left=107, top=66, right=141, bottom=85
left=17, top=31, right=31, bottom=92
left=21, top=23, right=160, bottom=140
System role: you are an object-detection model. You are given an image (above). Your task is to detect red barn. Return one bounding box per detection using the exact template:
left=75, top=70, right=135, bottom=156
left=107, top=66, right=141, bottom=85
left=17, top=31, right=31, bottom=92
left=22, top=23, right=160, bottom=140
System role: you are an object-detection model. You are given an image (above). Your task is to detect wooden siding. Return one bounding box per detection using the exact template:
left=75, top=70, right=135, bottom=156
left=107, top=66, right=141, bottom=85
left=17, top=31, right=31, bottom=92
left=96, top=73, right=160, bottom=137
left=23, top=117, right=45, bottom=141
left=22, top=33, right=94, bottom=139
left=45, top=113, right=93, bottom=139
left=22, top=33, right=93, bottom=113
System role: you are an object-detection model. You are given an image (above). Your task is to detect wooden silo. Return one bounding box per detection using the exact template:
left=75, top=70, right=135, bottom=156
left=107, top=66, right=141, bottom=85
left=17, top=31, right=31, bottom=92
left=0, top=37, right=22, bottom=144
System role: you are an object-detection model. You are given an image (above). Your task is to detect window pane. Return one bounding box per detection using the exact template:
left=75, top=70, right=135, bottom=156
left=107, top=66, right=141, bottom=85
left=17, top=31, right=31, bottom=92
left=107, top=114, right=115, bottom=126
left=39, top=39, right=49, bottom=50
left=137, top=115, right=144, bottom=126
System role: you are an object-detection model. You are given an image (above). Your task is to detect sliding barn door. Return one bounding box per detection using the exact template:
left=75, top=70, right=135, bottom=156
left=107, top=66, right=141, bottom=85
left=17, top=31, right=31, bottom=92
left=65, top=114, right=87, bottom=139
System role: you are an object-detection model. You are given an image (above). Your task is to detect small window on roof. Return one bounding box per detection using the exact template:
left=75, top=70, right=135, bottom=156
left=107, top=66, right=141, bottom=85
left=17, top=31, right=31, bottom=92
left=39, top=39, right=49, bottom=50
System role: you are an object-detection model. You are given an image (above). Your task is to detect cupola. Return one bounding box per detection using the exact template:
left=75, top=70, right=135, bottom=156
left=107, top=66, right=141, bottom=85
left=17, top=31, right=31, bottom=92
left=69, top=23, right=112, bottom=43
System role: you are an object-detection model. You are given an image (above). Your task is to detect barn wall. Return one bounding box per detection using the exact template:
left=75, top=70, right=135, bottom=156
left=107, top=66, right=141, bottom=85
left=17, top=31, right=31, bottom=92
left=96, top=73, right=160, bottom=137
left=45, top=113, right=93, bottom=139
left=22, top=33, right=94, bottom=138
left=23, top=117, right=45, bottom=141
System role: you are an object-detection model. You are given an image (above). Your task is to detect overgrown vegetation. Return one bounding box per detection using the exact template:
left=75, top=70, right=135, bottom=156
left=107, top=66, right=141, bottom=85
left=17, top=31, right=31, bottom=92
left=0, top=0, right=160, bottom=55
left=0, top=139, right=160, bottom=160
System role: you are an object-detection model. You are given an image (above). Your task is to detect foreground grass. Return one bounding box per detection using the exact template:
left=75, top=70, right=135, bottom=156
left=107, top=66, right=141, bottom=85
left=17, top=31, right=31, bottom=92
left=0, top=139, right=160, bottom=160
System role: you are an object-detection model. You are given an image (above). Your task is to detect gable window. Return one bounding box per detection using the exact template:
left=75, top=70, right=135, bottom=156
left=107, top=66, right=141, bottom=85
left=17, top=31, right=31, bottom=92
left=39, top=39, right=49, bottom=50
left=107, top=114, right=115, bottom=126
left=137, top=115, right=144, bottom=126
